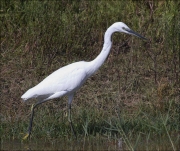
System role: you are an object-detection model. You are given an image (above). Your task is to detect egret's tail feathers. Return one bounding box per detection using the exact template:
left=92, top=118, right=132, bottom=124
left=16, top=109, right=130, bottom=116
left=21, top=97, right=29, bottom=102
left=21, top=88, right=37, bottom=102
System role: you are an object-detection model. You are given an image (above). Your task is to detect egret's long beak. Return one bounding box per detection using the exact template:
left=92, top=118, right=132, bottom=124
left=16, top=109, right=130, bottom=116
left=125, top=28, right=147, bottom=40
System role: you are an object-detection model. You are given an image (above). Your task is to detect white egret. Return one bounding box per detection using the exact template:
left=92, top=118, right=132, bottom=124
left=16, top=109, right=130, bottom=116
left=21, top=22, right=146, bottom=139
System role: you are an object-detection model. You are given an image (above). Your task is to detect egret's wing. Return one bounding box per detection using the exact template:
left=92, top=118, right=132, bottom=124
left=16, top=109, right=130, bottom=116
left=21, top=61, right=88, bottom=100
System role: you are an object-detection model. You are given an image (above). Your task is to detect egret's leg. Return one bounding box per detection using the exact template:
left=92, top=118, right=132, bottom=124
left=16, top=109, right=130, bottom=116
left=68, top=103, right=77, bottom=139
left=23, top=102, right=42, bottom=140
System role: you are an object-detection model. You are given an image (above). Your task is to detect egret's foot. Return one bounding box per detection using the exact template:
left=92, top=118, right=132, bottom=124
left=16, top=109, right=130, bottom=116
left=30, top=104, right=34, bottom=111
left=22, top=133, right=30, bottom=140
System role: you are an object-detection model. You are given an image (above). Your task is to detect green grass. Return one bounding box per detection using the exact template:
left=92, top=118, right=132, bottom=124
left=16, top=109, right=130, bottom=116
left=1, top=0, right=179, bottom=150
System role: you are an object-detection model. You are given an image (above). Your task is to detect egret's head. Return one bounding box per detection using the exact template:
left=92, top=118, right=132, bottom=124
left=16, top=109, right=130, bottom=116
left=112, top=22, right=147, bottom=40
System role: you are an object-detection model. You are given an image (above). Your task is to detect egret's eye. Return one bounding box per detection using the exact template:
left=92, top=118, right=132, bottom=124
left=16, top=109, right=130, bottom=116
left=122, top=27, right=128, bottom=31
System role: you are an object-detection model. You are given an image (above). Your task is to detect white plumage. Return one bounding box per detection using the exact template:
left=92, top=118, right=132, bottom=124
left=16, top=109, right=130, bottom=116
left=21, top=22, right=146, bottom=139
left=22, top=61, right=89, bottom=104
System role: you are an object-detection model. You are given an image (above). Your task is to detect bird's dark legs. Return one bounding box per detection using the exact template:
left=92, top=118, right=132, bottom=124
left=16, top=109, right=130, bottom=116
left=23, top=100, right=77, bottom=139
left=68, top=103, right=77, bottom=139
left=23, top=102, right=42, bottom=140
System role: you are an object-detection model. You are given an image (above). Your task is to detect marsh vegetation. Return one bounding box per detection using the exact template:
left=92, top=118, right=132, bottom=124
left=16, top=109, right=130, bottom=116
left=1, top=0, right=179, bottom=150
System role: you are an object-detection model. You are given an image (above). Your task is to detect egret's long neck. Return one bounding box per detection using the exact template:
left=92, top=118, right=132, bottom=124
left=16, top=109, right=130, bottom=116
left=87, top=26, right=114, bottom=76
